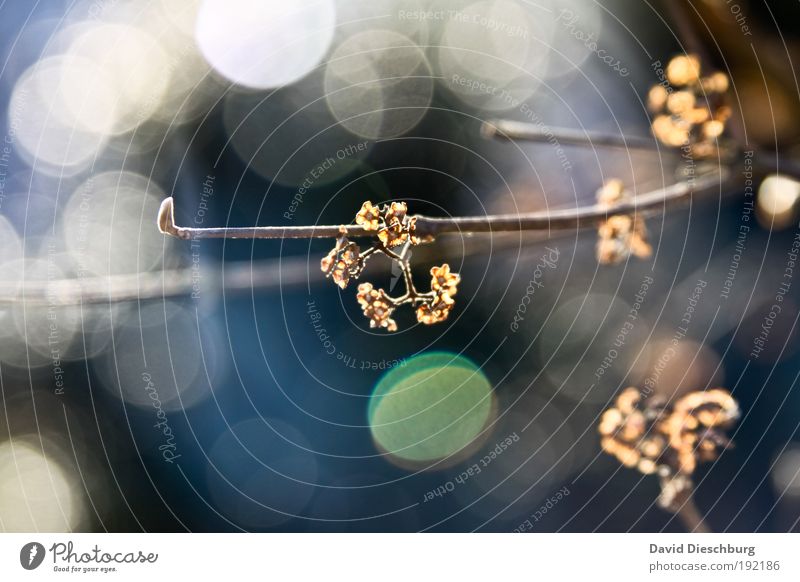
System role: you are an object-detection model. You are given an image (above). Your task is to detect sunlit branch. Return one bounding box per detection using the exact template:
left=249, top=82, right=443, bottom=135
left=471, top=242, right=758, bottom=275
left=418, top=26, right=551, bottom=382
left=157, top=170, right=731, bottom=242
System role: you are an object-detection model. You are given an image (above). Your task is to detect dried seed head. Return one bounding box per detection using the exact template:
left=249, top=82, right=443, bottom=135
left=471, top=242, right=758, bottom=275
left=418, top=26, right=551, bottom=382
left=384, top=201, right=408, bottom=225
left=657, top=473, right=694, bottom=512
left=714, top=105, right=732, bottom=123
left=598, top=388, right=665, bottom=474
left=416, top=264, right=460, bottom=325
left=682, top=107, right=711, bottom=125
left=416, top=292, right=455, bottom=325
left=596, top=178, right=626, bottom=206
left=378, top=216, right=418, bottom=248
left=702, top=119, right=725, bottom=139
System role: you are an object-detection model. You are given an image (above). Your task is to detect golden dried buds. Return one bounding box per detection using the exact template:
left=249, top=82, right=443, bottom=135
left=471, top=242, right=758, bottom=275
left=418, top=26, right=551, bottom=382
left=321, top=201, right=460, bottom=331
left=596, top=179, right=652, bottom=265
left=649, top=55, right=731, bottom=158
left=599, top=387, right=739, bottom=478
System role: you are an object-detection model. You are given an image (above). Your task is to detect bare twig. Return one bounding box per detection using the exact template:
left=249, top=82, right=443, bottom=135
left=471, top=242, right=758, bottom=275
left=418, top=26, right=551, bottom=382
left=1, top=220, right=572, bottom=306
left=661, top=476, right=712, bottom=533
left=157, top=170, right=732, bottom=241
left=676, top=498, right=712, bottom=533
left=483, top=121, right=800, bottom=176
left=0, top=260, right=315, bottom=306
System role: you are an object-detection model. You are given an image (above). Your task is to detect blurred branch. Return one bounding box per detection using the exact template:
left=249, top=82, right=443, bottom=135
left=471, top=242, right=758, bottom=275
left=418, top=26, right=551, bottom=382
left=676, top=498, right=712, bottom=533
left=481, top=119, right=659, bottom=150
left=0, top=261, right=310, bottom=306
left=0, top=231, right=555, bottom=306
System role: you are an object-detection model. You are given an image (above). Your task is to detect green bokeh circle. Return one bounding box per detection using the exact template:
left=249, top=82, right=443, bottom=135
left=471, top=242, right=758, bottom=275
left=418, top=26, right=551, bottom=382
left=368, top=352, right=494, bottom=465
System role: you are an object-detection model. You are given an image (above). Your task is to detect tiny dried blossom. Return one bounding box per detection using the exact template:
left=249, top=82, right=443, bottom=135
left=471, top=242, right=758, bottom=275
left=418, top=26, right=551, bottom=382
left=666, top=90, right=696, bottom=115
left=355, top=201, right=381, bottom=231
left=414, top=263, right=460, bottom=325
left=378, top=216, right=419, bottom=248
left=354, top=200, right=420, bottom=247
left=320, top=236, right=362, bottom=289
left=356, top=282, right=397, bottom=331
left=384, top=201, right=408, bottom=225
left=648, top=55, right=731, bottom=157
left=599, top=387, right=739, bottom=504
left=416, top=292, right=455, bottom=325
left=596, top=180, right=652, bottom=265
left=380, top=200, right=419, bottom=247
left=430, top=264, right=460, bottom=297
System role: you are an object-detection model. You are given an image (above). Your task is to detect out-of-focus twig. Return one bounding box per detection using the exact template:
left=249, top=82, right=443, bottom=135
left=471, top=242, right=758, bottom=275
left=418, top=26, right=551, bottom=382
left=481, top=119, right=659, bottom=150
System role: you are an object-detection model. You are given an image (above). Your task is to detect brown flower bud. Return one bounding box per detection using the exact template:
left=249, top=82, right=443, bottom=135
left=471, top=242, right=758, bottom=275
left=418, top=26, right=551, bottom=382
left=355, top=201, right=381, bottom=231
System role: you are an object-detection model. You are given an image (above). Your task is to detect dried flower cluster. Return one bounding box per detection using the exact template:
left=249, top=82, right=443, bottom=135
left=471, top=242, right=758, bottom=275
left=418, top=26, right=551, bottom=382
left=599, top=387, right=739, bottom=510
left=320, top=236, right=364, bottom=289
left=356, top=283, right=398, bottom=331
left=321, top=201, right=460, bottom=331
left=596, top=179, right=652, bottom=264
left=415, top=264, right=459, bottom=325
left=648, top=54, right=731, bottom=158
left=356, top=201, right=421, bottom=248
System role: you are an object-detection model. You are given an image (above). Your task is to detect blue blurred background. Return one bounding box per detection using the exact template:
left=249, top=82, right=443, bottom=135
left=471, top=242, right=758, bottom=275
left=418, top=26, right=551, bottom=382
left=1, top=0, right=800, bottom=532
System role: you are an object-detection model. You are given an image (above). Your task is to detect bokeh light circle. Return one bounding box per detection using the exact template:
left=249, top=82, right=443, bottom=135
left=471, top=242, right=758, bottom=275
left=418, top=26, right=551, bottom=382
left=757, top=175, right=800, bottom=230
left=61, top=171, right=176, bottom=277
left=368, top=352, right=495, bottom=468
left=196, top=0, right=336, bottom=89
left=325, top=30, right=433, bottom=139
left=223, top=71, right=373, bottom=186
left=0, top=439, right=84, bottom=532
left=9, top=56, right=110, bottom=174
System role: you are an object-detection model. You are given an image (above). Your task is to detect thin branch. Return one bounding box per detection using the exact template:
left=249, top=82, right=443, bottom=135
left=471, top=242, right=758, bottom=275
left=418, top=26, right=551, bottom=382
left=481, top=119, right=659, bottom=150
left=2, top=220, right=572, bottom=306
left=0, top=260, right=312, bottom=306
left=676, top=498, right=712, bottom=533
left=157, top=170, right=732, bottom=241
left=481, top=120, right=800, bottom=176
